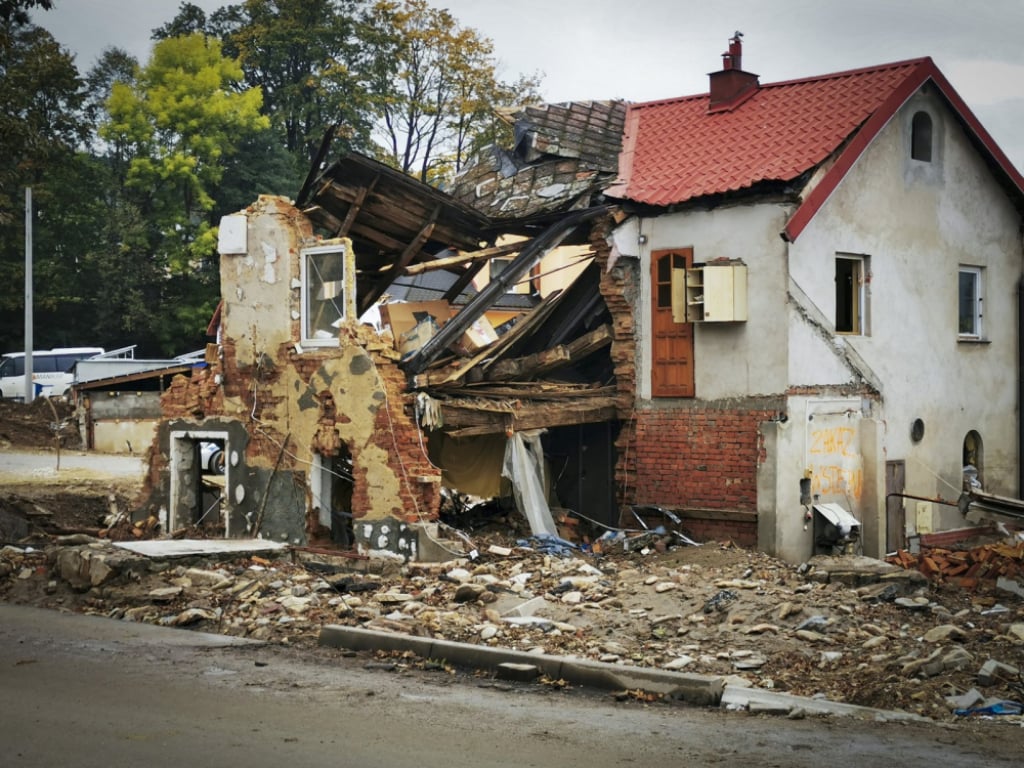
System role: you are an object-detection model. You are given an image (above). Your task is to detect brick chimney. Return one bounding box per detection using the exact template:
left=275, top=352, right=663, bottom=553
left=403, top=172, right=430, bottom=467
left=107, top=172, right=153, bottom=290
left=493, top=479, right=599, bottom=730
left=708, top=32, right=759, bottom=112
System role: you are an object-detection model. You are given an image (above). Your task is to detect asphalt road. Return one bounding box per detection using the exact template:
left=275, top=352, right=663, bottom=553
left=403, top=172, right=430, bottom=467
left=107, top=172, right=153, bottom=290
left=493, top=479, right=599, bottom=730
left=0, top=604, right=1019, bottom=767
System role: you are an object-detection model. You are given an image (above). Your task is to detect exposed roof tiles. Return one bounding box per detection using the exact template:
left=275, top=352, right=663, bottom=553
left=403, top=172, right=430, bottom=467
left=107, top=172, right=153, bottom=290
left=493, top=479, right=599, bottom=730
left=450, top=100, right=626, bottom=224
left=609, top=59, right=927, bottom=207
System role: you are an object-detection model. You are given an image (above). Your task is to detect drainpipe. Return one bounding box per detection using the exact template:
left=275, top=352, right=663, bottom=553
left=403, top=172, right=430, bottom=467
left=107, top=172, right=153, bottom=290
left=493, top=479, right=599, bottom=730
left=1018, top=276, right=1024, bottom=495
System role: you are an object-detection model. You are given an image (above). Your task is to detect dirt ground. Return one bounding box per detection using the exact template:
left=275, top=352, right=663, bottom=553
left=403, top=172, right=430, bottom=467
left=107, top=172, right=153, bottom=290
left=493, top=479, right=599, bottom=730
left=2, top=399, right=1023, bottom=736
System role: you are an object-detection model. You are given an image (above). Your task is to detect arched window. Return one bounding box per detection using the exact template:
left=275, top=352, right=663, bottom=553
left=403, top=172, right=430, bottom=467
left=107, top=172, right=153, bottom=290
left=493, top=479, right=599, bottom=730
left=962, top=430, right=983, bottom=490
left=911, top=111, right=933, bottom=162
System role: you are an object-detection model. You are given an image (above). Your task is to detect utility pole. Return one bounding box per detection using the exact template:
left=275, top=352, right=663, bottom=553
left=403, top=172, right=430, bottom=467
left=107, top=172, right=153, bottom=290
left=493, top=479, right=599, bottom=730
left=24, top=187, right=33, bottom=402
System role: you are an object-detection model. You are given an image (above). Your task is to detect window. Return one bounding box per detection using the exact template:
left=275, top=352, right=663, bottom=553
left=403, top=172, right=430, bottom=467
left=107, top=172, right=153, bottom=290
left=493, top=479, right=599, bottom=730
left=301, top=244, right=347, bottom=346
left=911, top=111, right=932, bottom=162
left=958, top=266, right=983, bottom=338
left=835, top=255, right=868, bottom=334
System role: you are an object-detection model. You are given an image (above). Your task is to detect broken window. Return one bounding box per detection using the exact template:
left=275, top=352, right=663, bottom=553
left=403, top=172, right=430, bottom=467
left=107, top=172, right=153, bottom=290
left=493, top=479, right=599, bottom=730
left=911, top=111, right=932, bottom=162
left=958, top=265, right=983, bottom=338
left=835, top=254, right=868, bottom=335
left=301, top=244, right=347, bottom=346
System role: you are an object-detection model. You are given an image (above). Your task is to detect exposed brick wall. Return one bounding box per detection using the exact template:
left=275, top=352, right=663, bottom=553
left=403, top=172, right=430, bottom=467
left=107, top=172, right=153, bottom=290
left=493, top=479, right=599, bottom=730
left=362, top=350, right=442, bottom=523
left=680, top=516, right=758, bottom=547
left=629, top=404, right=777, bottom=511
left=591, top=217, right=641, bottom=514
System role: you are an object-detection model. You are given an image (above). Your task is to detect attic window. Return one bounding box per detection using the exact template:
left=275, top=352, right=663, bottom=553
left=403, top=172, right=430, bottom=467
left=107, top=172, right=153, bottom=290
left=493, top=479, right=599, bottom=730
left=301, top=244, right=347, bottom=346
left=911, top=112, right=932, bottom=162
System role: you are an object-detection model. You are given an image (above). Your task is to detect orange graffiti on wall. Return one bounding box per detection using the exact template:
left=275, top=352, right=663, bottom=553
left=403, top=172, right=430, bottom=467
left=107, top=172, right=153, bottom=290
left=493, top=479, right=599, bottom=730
left=809, top=427, right=858, bottom=458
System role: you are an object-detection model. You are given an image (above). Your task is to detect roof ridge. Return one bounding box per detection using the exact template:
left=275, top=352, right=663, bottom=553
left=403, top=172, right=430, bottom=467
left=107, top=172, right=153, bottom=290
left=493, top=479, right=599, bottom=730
left=629, top=57, right=932, bottom=111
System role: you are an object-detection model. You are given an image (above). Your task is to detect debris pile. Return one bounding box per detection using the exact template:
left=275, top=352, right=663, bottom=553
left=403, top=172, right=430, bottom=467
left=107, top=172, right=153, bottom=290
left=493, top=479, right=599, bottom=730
left=2, top=534, right=1022, bottom=723
left=887, top=540, right=1024, bottom=588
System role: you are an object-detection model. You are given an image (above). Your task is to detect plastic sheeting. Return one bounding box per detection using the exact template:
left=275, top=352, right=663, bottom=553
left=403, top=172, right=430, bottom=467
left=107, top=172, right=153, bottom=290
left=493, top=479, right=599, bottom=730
left=429, top=432, right=507, bottom=498
left=502, top=430, right=557, bottom=537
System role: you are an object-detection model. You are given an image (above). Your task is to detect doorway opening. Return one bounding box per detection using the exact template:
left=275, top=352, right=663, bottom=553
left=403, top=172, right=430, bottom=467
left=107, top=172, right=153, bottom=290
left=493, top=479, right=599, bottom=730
left=169, top=430, right=232, bottom=536
left=963, top=430, right=984, bottom=490
left=311, top=445, right=354, bottom=547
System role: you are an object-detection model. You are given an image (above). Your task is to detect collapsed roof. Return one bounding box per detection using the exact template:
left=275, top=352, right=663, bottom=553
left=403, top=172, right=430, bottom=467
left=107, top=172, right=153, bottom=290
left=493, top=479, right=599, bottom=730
left=295, top=105, right=627, bottom=436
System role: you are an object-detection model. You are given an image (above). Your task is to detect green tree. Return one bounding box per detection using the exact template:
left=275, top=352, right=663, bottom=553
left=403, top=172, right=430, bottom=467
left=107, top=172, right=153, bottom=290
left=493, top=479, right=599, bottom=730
left=364, top=0, right=542, bottom=185
left=208, top=0, right=376, bottom=166
left=0, top=0, right=52, bottom=25
left=0, top=17, right=89, bottom=351
left=95, top=32, right=269, bottom=354
left=100, top=32, right=268, bottom=270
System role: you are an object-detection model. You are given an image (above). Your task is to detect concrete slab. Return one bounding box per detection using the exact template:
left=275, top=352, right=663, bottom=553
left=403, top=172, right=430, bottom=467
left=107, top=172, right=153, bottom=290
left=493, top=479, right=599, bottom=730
left=720, top=685, right=929, bottom=722
left=113, top=539, right=290, bottom=558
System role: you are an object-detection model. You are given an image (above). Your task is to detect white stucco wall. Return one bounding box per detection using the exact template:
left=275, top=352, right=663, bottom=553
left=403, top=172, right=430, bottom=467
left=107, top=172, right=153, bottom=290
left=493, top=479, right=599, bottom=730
left=790, top=87, right=1023, bottom=520
left=627, top=203, right=794, bottom=400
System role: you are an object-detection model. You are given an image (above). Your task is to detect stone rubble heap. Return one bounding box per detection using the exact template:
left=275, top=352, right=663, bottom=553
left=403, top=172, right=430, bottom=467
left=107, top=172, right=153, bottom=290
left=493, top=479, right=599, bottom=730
left=1, top=537, right=1022, bottom=722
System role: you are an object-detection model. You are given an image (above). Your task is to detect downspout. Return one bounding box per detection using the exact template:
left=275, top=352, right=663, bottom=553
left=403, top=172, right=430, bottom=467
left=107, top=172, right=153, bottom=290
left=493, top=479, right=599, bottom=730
left=1018, top=275, right=1024, bottom=495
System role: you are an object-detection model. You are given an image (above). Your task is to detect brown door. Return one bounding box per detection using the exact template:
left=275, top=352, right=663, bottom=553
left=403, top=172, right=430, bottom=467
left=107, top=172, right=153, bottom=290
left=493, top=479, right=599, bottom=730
left=651, top=248, right=695, bottom=397
left=885, top=460, right=906, bottom=553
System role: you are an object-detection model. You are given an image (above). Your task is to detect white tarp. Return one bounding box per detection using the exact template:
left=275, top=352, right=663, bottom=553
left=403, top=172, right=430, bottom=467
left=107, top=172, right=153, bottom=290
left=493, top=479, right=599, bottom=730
left=813, top=503, right=860, bottom=537
left=501, top=430, right=557, bottom=537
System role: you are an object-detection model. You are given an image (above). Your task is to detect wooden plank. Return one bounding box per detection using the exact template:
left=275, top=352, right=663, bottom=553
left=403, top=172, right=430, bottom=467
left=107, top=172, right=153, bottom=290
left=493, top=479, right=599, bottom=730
left=403, top=240, right=528, bottom=275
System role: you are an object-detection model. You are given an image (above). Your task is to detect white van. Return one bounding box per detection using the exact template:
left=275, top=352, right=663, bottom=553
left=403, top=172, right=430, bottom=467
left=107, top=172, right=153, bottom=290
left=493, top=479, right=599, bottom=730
left=0, top=347, right=105, bottom=401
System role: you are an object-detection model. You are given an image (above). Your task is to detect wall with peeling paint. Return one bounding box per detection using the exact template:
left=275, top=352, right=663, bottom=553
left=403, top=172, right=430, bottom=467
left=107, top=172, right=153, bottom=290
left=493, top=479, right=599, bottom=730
left=144, top=196, right=442, bottom=552
left=791, top=88, right=1022, bottom=537
left=613, top=87, right=1021, bottom=563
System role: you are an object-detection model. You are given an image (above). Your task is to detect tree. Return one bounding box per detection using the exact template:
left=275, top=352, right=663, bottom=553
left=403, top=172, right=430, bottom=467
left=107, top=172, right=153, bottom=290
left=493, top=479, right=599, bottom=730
left=363, top=0, right=542, bottom=185
left=207, top=0, right=376, bottom=166
left=100, top=33, right=268, bottom=268
left=0, top=18, right=89, bottom=351
left=95, top=33, right=270, bottom=354
left=0, top=0, right=52, bottom=25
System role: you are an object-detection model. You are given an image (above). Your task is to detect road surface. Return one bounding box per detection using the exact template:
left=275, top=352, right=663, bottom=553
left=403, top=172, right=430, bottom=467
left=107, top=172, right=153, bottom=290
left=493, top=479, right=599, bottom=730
left=0, top=604, right=1018, bottom=767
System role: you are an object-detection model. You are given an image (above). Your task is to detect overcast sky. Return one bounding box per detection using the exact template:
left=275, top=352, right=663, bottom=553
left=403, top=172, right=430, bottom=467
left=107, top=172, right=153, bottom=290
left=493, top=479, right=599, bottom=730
left=33, top=0, right=1024, bottom=172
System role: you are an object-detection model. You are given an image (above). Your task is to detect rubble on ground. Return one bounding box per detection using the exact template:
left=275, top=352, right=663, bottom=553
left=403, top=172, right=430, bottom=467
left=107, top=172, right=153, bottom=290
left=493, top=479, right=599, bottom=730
left=2, top=527, right=1022, bottom=724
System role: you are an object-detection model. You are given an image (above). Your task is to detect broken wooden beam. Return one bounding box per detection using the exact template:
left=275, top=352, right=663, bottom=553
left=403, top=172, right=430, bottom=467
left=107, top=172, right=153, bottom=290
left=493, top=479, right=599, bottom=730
left=403, top=240, right=528, bottom=275
left=486, top=324, right=613, bottom=381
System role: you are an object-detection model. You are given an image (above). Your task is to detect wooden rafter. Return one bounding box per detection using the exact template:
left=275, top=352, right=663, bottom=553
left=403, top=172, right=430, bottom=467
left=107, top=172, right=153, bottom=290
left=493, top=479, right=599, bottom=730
left=403, top=240, right=528, bottom=275
left=334, top=176, right=378, bottom=237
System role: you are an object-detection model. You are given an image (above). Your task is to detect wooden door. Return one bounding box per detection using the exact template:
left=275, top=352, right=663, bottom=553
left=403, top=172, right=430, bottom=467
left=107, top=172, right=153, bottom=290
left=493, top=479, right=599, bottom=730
left=651, top=248, right=694, bottom=397
left=885, top=460, right=906, bottom=553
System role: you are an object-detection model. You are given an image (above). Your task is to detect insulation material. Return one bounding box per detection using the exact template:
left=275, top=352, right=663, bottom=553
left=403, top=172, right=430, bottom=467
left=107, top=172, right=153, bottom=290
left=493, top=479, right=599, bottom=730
left=431, top=433, right=506, bottom=498
left=502, top=430, right=557, bottom=536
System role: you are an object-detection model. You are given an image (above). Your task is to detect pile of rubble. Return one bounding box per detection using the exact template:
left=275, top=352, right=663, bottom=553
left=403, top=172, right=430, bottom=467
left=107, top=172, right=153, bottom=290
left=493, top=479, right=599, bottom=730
left=888, top=540, right=1024, bottom=590
left=1, top=531, right=1022, bottom=723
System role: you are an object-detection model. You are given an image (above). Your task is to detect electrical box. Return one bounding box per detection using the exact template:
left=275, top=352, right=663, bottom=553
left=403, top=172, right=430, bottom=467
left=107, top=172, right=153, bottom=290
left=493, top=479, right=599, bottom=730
left=672, top=261, right=747, bottom=322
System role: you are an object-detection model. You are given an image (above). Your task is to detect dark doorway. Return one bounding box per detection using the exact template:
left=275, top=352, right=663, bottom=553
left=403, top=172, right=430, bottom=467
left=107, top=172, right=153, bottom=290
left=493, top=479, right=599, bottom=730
left=545, top=422, right=619, bottom=529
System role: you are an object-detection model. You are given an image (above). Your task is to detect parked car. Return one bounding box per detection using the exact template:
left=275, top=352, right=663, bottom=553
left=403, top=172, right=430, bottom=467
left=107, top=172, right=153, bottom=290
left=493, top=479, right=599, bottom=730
left=199, top=442, right=225, bottom=474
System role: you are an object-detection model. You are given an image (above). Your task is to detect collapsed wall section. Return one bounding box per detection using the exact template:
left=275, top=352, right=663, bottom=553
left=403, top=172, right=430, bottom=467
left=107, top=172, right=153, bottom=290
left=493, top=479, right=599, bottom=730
left=141, top=196, right=441, bottom=550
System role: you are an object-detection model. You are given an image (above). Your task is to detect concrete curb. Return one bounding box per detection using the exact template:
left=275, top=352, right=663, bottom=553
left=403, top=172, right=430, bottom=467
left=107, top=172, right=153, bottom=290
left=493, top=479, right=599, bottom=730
left=319, top=624, right=724, bottom=705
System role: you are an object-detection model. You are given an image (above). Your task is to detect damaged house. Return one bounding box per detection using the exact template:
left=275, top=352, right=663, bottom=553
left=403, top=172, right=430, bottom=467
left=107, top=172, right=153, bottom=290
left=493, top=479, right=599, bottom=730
left=140, top=38, right=1024, bottom=563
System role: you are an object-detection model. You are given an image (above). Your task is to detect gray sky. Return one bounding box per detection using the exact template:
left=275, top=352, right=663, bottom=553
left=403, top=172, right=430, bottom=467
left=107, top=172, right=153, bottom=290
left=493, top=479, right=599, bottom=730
left=34, top=0, right=1024, bottom=172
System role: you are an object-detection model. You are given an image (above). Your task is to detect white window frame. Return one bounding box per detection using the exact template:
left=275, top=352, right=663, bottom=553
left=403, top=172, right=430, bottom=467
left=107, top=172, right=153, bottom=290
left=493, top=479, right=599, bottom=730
left=301, top=244, right=347, bottom=347
left=958, top=265, right=984, bottom=340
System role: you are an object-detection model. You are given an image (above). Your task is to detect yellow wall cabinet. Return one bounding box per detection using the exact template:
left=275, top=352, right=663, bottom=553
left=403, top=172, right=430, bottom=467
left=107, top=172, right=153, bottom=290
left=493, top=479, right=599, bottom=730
left=672, top=262, right=747, bottom=322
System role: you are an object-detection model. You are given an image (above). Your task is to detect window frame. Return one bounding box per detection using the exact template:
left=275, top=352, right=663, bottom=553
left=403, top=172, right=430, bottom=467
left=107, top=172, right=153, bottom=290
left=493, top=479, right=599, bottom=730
left=835, top=254, right=869, bottom=335
left=911, top=111, right=933, bottom=162
left=300, top=243, right=348, bottom=348
left=958, top=265, right=984, bottom=340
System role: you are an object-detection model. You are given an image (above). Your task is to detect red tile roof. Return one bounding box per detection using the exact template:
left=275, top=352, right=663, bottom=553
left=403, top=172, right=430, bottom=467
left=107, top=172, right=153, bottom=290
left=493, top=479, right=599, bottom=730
left=607, top=57, right=1024, bottom=241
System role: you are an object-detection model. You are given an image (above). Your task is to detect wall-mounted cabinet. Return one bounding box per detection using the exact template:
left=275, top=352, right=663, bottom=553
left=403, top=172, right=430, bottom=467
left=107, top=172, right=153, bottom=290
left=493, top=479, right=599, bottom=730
left=671, top=261, right=747, bottom=322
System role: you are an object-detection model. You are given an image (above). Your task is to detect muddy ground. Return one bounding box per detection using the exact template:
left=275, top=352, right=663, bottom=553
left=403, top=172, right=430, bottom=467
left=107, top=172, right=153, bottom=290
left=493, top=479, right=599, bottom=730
left=1, top=399, right=1022, bottom=737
